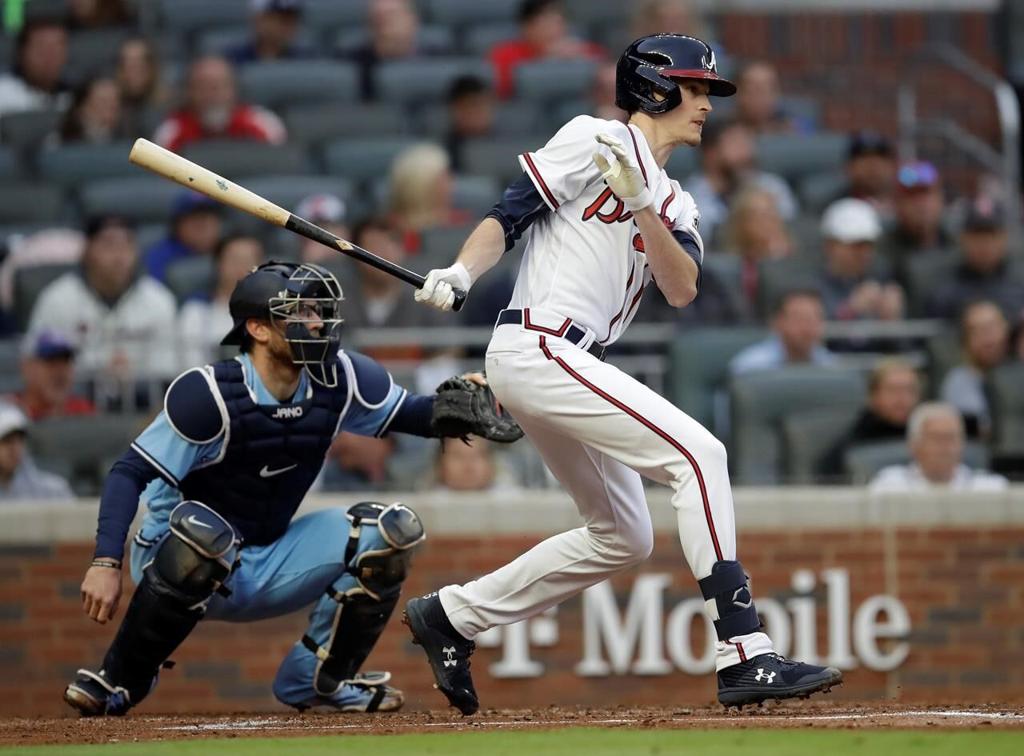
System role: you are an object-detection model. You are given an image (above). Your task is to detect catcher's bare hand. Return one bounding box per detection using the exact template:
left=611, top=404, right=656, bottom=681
left=81, top=565, right=122, bottom=624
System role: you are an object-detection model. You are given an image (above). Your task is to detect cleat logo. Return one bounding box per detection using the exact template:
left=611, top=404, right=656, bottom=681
left=754, top=669, right=776, bottom=684
left=443, top=647, right=457, bottom=668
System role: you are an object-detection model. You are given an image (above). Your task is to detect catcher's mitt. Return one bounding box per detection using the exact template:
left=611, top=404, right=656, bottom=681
left=430, top=377, right=524, bottom=443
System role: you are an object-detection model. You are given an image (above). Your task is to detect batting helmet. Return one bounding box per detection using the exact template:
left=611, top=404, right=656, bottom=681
left=221, top=261, right=345, bottom=386
left=615, top=34, right=736, bottom=115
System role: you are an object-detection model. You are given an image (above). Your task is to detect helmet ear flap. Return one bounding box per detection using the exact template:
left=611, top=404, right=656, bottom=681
left=632, top=62, right=682, bottom=114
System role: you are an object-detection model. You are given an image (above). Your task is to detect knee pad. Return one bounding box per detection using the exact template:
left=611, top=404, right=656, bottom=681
left=150, top=501, right=239, bottom=606
left=344, top=501, right=426, bottom=601
left=698, top=560, right=761, bottom=641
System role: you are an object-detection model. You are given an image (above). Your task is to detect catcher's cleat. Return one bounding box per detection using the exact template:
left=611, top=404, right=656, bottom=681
left=64, top=669, right=135, bottom=717
left=285, top=672, right=405, bottom=713
left=402, top=593, right=478, bottom=716
left=717, top=653, right=842, bottom=708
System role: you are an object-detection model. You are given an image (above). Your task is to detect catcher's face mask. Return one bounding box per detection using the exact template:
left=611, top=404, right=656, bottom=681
left=268, top=263, right=345, bottom=387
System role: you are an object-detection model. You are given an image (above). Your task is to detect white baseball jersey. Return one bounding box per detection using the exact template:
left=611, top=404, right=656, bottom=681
left=512, top=115, right=703, bottom=345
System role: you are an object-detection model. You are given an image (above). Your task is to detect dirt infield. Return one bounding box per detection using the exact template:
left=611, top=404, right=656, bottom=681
left=1, top=702, right=1022, bottom=747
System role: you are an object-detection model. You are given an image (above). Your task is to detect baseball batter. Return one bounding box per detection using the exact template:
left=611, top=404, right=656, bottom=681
left=63, top=261, right=520, bottom=717
left=404, top=35, right=842, bottom=713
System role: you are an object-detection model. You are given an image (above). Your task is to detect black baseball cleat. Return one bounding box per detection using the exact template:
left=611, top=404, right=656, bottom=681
left=717, top=653, right=842, bottom=708
left=402, top=592, right=479, bottom=716
left=64, top=669, right=135, bottom=717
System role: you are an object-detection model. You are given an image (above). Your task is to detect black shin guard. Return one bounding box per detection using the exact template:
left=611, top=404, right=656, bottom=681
left=698, top=560, right=762, bottom=641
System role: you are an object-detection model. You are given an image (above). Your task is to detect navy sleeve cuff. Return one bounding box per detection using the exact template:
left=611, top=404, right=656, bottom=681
left=487, top=172, right=551, bottom=251
left=384, top=394, right=436, bottom=438
left=672, top=229, right=702, bottom=292
left=93, top=449, right=159, bottom=560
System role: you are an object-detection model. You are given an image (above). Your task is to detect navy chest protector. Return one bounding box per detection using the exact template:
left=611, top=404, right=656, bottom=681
left=177, top=360, right=349, bottom=545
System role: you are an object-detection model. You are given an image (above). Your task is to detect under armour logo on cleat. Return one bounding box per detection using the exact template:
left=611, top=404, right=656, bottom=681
left=443, top=647, right=457, bottom=668
left=754, top=669, right=776, bottom=684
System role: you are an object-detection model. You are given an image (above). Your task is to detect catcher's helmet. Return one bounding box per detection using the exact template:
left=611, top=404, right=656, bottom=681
left=616, top=34, right=735, bottom=115
left=221, top=261, right=345, bottom=386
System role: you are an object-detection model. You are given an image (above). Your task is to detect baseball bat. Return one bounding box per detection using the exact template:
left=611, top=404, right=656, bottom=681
left=127, top=138, right=466, bottom=311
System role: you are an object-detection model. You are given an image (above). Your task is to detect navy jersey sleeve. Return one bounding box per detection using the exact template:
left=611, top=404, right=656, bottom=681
left=486, top=172, right=551, bottom=252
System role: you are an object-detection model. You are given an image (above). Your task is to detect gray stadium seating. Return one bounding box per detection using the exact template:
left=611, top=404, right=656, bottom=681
left=181, top=141, right=311, bottom=178
left=0, top=338, right=21, bottom=394
left=755, top=132, right=847, bottom=183
left=782, top=405, right=861, bottom=483
left=463, top=22, right=519, bottom=55
left=244, top=174, right=355, bottom=215
left=667, top=326, right=768, bottom=432
left=159, top=0, right=248, bottom=38
left=729, top=367, right=866, bottom=484
left=322, top=137, right=417, bottom=183
left=514, top=59, right=599, bottom=102
left=78, top=176, right=181, bottom=224
left=424, top=0, right=519, bottom=27
left=986, top=362, right=1024, bottom=462
left=36, top=142, right=139, bottom=187
left=462, top=135, right=548, bottom=185
left=797, top=172, right=847, bottom=214
left=844, top=439, right=989, bottom=484
left=65, top=29, right=134, bottom=87
left=285, top=103, right=410, bottom=146
left=239, top=60, right=359, bottom=109
left=12, top=263, right=75, bottom=332
left=0, top=145, right=21, bottom=180
left=0, top=109, right=62, bottom=154
left=756, top=257, right=820, bottom=319
left=0, top=183, right=66, bottom=225
left=903, top=249, right=959, bottom=317
left=563, top=0, right=629, bottom=30
left=335, top=26, right=455, bottom=57
left=418, top=101, right=544, bottom=139
left=303, top=0, right=371, bottom=35
left=375, top=58, right=493, bottom=103
left=165, top=256, right=214, bottom=302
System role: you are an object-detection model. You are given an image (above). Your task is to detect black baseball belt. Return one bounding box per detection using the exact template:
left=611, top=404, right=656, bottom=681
left=495, top=308, right=607, bottom=361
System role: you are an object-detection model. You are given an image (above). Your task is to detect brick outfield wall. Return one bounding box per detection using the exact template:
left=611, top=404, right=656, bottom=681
left=1, top=526, right=1021, bottom=717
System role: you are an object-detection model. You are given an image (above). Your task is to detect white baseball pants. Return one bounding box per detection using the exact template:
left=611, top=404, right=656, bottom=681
left=438, top=312, right=774, bottom=670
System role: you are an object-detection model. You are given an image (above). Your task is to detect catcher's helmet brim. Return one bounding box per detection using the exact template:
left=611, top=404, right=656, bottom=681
left=661, top=68, right=737, bottom=97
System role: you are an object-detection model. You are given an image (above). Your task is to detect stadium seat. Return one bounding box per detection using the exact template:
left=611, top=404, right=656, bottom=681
left=159, top=0, right=249, bottom=39
left=463, top=22, right=519, bottom=55
left=666, top=147, right=700, bottom=183
left=514, top=59, right=599, bottom=102
left=903, top=249, right=958, bottom=317
left=285, top=103, right=410, bottom=146
left=238, top=60, right=359, bottom=109
left=165, top=256, right=214, bottom=302
left=756, top=132, right=847, bottom=183
left=462, top=135, right=548, bottom=185
left=375, top=58, right=493, bottom=104
left=0, top=338, right=21, bottom=394
left=181, top=141, right=311, bottom=179
left=782, top=406, right=861, bottom=483
left=0, top=33, right=12, bottom=72
left=0, top=109, right=62, bottom=154
left=667, top=326, right=768, bottom=433
left=335, top=25, right=455, bottom=57
left=322, top=137, right=417, bottom=183
left=12, top=263, right=76, bottom=332
left=418, top=101, right=543, bottom=139
left=797, top=172, right=847, bottom=214
left=0, top=183, right=66, bottom=225
left=452, top=175, right=501, bottom=216
left=28, top=414, right=150, bottom=496
left=844, top=440, right=990, bottom=485
left=729, top=367, right=866, bottom=484
left=563, top=0, right=629, bottom=30
left=424, top=0, right=519, bottom=27
left=419, top=225, right=476, bottom=269
left=0, top=145, right=21, bottom=180
left=244, top=174, right=355, bottom=215
left=303, top=0, right=371, bottom=36
left=65, top=29, right=133, bottom=87
left=986, top=362, right=1024, bottom=461
left=756, top=257, right=820, bottom=318
left=36, top=142, right=139, bottom=187
left=78, top=177, right=181, bottom=224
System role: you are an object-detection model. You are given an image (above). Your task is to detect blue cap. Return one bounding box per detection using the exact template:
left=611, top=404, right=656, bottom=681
left=171, top=191, right=219, bottom=220
left=22, top=329, right=76, bottom=360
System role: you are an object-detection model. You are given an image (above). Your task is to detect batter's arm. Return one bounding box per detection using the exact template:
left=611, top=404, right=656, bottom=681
left=632, top=207, right=700, bottom=307
left=454, top=217, right=506, bottom=282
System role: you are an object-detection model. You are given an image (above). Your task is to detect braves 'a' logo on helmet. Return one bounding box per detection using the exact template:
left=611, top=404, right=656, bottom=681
left=702, top=49, right=717, bottom=72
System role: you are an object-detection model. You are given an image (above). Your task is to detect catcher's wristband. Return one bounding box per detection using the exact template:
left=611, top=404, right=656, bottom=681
left=90, top=558, right=122, bottom=570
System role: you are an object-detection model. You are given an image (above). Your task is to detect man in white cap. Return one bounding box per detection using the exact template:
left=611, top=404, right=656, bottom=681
left=296, top=193, right=352, bottom=266
left=817, top=197, right=904, bottom=321
left=0, top=402, right=74, bottom=502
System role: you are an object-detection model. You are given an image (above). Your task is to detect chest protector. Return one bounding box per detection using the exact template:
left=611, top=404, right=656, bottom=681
left=179, top=360, right=349, bottom=545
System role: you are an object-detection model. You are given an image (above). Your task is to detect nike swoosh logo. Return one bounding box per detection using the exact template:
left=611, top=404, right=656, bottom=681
left=186, top=515, right=212, bottom=529
left=259, top=464, right=298, bottom=478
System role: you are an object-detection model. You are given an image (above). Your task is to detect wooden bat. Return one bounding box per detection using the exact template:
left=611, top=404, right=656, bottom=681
left=127, top=138, right=466, bottom=311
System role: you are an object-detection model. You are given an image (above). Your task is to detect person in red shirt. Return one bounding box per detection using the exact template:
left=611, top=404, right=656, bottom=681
left=152, top=55, right=286, bottom=153
left=7, top=330, right=95, bottom=421
left=489, top=0, right=604, bottom=99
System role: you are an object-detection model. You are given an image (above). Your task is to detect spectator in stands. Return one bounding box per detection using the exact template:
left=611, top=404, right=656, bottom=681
left=296, top=193, right=352, bottom=265
left=445, top=75, right=497, bottom=172
left=144, top=191, right=223, bottom=284
left=66, top=0, right=134, bottom=28
left=51, top=76, right=127, bottom=145
left=27, top=216, right=179, bottom=386
left=590, top=61, right=627, bottom=123
left=0, top=19, right=70, bottom=120
left=178, top=235, right=265, bottom=367
left=870, top=402, right=1008, bottom=492
left=153, top=55, right=286, bottom=153
left=838, top=131, right=897, bottom=219
left=225, top=0, right=313, bottom=65
left=0, top=402, right=74, bottom=502
left=345, top=0, right=444, bottom=100
left=723, top=184, right=794, bottom=315
left=683, top=118, right=797, bottom=246
left=817, top=198, right=904, bottom=321
left=877, top=161, right=950, bottom=280
left=489, top=0, right=605, bottom=99
left=730, top=289, right=837, bottom=375
left=734, top=60, right=810, bottom=135
left=927, top=198, right=1024, bottom=321
left=387, top=143, right=470, bottom=251
left=940, top=300, right=1009, bottom=438
left=821, top=358, right=921, bottom=478
left=5, top=329, right=95, bottom=422
left=116, top=38, right=169, bottom=138
left=321, top=431, right=398, bottom=491
left=431, top=437, right=521, bottom=493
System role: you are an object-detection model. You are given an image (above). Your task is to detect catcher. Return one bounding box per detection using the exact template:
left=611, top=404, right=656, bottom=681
left=64, top=261, right=521, bottom=717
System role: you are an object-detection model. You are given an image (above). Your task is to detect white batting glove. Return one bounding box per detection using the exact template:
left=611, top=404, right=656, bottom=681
left=414, top=262, right=472, bottom=311
left=592, top=133, right=653, bottom=212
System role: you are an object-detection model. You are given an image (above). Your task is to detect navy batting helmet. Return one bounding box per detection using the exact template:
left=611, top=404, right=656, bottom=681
left=221, top=261, right=345, bottom=386
left=616, top=34, right=735, bottom=115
